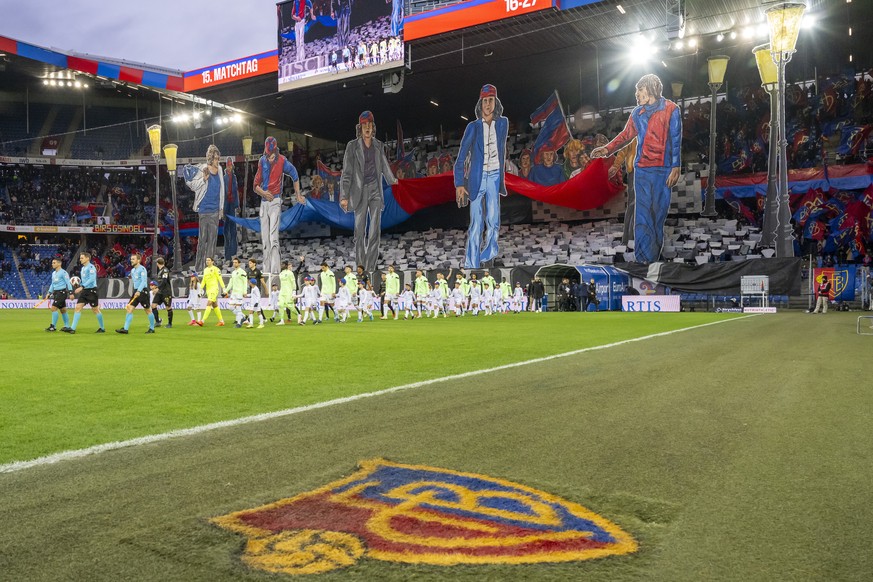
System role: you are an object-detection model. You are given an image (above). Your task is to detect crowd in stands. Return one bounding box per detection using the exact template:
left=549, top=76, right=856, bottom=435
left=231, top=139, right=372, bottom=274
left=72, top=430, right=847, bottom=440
left=0, top=166, right=197, bottom=227
left=1, top=74, right=872, bottom=281
left=17, top=240, right=78, bottom=273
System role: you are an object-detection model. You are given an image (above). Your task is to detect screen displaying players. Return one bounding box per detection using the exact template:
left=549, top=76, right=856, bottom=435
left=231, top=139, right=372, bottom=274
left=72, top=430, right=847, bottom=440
left=277, top=0, right=404, bottom=91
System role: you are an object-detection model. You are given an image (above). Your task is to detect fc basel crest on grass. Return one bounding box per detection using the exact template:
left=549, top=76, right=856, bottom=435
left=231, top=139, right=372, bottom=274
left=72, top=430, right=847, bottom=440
left=211, top=459, right=637, bottom=575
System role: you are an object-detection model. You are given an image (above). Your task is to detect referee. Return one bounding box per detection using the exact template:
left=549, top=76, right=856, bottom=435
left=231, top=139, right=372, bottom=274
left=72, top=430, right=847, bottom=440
left=151, top=256, right=174, bottom=328
left=66, top=251, right=105, bottom=334
left=46, top=257, right=72, bottom=332
left=116, top=252, right=154, bottom=334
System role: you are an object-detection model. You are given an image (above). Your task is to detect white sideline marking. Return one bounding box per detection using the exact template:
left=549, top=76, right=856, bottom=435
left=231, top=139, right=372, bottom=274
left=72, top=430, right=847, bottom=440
left=0, top=315, right=756, bottom=475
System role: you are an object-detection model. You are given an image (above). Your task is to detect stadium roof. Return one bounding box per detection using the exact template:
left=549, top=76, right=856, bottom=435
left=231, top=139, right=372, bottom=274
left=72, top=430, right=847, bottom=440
left=191, top=0, right=869, bottom=141
left=2, top=0, right=870, bottom=144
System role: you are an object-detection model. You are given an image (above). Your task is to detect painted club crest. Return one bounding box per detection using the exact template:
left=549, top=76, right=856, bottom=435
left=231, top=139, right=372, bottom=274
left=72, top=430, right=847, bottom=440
left=211, top=459, right=637, bottom=575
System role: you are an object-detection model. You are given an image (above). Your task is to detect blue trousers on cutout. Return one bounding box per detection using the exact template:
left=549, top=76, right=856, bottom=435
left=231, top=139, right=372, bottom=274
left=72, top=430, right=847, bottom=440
left=466, top=169, right=501, bottom=269
left=633, top=166, right=672, bottom=264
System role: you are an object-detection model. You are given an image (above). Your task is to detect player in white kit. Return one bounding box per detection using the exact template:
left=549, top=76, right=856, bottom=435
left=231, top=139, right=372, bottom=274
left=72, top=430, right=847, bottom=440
left=449, top=282, right=465, bottom=316
left=399, top=284, right=416, bottom=319
left=356, top=282, right=375, bottom=322
left=469, top=280, right=482, bottom=315
left=186, top=273, right=203, bottom=325
left=297, top=276, right=321, bottom=325
left=245, top=278, right=265, bottom=328
left=334, top=278, right=353, bottom=322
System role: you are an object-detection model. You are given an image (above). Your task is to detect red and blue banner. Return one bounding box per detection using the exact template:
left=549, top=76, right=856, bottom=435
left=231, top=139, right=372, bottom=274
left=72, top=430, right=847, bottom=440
left=704, top=163, right=872, bottom=200
left=0, top=35, right=184, bottom=91
left=226, top=157, right=623, bottom=233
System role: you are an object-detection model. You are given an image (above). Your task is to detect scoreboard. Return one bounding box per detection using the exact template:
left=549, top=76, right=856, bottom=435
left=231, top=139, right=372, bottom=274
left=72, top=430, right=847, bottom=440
left=404, top=0, right=555, bottom=42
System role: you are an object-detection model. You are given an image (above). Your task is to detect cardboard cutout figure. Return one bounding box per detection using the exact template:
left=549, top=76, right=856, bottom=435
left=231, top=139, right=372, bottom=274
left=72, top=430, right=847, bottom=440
left=254, top=137, right=302, bottom=275
left=454, top=84, right=509, bottom=269
left=183, top=144, right=225, bottom=273
left=340, top=111, right=397, bottom=273
left=593, top=74, right=682, bottom=263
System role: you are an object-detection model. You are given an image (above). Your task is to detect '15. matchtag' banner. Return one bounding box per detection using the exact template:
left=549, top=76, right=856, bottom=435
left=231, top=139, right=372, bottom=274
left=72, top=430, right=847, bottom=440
left=184, top=51, right=279, bottom=92
left=404, top=0, right=554, bottom=41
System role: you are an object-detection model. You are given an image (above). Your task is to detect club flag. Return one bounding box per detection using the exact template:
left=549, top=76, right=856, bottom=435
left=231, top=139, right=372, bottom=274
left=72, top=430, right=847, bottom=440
left=803, top=219, right=826, bottom=240
left=813, top=266, right=856, bottom=302
left=530, top=91, right=571, bottom=164
left=792, top=189, right=825, bottom=226
left=723, top=190, right=757, bottom=225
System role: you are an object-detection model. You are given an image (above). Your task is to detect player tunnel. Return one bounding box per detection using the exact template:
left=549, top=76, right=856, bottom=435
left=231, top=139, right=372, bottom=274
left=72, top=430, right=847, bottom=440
left=534, top=264, right=581, bottom=311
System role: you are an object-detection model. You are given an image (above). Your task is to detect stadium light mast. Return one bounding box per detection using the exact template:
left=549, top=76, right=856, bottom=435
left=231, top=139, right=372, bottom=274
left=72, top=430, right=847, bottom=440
left=701, top=55, right=729, bottom=217
left=147, top=124, right=162, bottom=276
left=753, top=44, right=779, bottom=248
left=163, top=144, right=183, bottom=272
left=241, top=136, right=253, bottom=245
left=766, top=2, right=806, bottom=257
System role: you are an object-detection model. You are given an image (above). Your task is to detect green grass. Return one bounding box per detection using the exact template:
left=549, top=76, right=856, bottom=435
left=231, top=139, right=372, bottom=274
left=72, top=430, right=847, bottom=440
left=0, top=309, right=731, bottom=465
left=1, top=310, right=871, bottom=581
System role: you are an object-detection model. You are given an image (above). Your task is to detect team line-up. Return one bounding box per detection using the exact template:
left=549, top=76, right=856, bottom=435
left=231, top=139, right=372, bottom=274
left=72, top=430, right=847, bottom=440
left=43, top=252, right=533, bottom=334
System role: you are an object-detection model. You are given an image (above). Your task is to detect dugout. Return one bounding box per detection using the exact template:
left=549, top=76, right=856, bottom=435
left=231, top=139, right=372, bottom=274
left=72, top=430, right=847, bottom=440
left=535, top=264, right=629, bottom=311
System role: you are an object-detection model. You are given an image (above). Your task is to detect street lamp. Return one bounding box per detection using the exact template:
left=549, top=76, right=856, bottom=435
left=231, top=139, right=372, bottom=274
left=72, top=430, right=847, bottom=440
left=671, top=81, right=684, bottom=116
left=671, top=81, right=683, bottom=102
left=766, top=2, right=806, bottom=257
left=241, top=135, right=253, bottom=244
left=147, top=124, right=161, bottom=276
left=753, top=44, right=779, bottom=248
left=701, top=55, right=730, bottom=217
left=163, top=144, right=183, bottom=272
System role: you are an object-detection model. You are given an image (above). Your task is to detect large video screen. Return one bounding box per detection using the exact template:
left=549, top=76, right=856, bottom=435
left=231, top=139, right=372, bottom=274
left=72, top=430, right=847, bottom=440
left=277, top=0, right=404, bottom=91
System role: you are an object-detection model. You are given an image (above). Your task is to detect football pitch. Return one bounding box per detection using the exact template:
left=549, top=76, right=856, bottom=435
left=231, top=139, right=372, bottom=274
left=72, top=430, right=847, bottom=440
left=0, top=309, right=870, bottom=581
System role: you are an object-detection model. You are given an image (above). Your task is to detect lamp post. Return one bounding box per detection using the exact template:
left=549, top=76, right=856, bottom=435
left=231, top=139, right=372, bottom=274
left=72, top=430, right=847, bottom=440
left=753, top=44, right=780, bottom=248
left=163, top=144, right=182, bottom=272
left=702, top=55, right=730, bottom=217
left=671, top=81, right=684, bottom=109
left=147, top=124, right=161, bottom=276
left=766, top=2, right=806, bottom=257
left=241, top=135, right=253, bottom=245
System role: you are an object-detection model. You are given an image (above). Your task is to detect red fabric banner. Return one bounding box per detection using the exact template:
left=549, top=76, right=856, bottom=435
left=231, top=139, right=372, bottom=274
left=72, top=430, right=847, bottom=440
left=392, top=157, right=623, bottom=214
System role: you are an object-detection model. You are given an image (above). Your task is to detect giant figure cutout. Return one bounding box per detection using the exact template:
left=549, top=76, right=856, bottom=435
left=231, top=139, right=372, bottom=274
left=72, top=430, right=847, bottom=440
left=592, top=74, right=681, bottom=263
left=454, top=84, right=509, bottom=269
left=254, top=137, right=301, bottom=276
left=340, top=111, right=397, bottom=274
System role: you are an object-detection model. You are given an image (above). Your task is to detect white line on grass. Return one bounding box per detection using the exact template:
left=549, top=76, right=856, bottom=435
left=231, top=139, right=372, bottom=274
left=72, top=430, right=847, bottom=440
left=1, top=315, right=757, bottom=475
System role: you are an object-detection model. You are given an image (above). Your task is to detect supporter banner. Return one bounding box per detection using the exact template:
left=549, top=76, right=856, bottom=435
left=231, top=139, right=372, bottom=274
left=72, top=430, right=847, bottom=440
left=228, top=158, right=622, bottom=235
left=615, top=258, right=803, bottom=295
left=1, top=224, right=156, bottom=235
left=813, top=266, right=856, bottom=302
left=621, top=295, right=680, bottom=312
left=702, top=164, right=872, bottom=199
